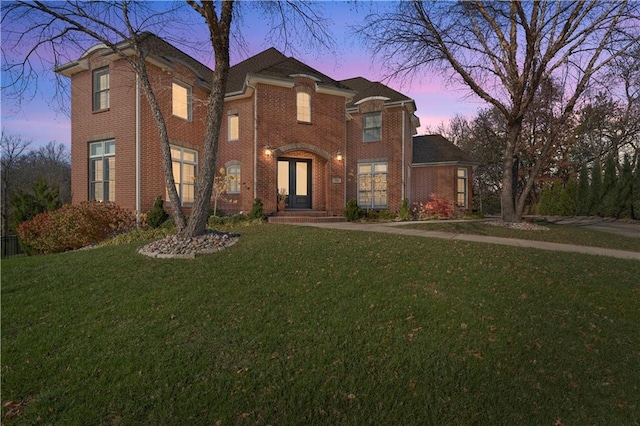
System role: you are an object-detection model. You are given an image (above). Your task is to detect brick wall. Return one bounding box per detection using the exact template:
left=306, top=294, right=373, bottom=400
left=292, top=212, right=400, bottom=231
left=410, top=164, right=474, bottom=210
left=346, top=100, right=413, bottom=211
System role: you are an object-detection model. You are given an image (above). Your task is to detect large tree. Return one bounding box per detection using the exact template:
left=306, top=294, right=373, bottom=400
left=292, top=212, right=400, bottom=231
left=360, top=0, right=640, bottom=222
left=2, top=1, right=333, bottom=238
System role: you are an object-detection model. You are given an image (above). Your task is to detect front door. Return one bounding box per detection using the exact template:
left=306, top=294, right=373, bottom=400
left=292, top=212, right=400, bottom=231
left=277, top=158, right=312, bottom=209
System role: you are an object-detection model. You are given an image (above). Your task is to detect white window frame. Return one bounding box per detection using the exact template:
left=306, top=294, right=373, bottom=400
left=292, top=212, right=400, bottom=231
left=363, top=111, right=382, bottom=142
left=89, top=140, right=115, bottom=202
left=172, top=81, right=192, bottom=121
left=170, top=145, right=197, bottom=205
left=226, top=164, right=240, bottom=194
left=297, top=92, right=311, bottom=123
left=228, top=114, right=239, bottom=141
left=357, top=162, right=388, bottom=209
left=457, top=167, right=468, bottom=208
left=93, top=67, right=109, bottom=111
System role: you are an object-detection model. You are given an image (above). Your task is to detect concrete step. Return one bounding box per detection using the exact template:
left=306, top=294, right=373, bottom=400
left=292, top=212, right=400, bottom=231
left=268, top=215, right=347, bottom=224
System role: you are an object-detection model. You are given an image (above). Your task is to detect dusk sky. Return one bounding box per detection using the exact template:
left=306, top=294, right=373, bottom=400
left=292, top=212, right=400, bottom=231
left=1, top=1, right=485, bottom=149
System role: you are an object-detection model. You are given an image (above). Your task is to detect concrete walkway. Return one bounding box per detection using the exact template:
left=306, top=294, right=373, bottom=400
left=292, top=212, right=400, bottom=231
left=294, top=221, right=640, bottom=261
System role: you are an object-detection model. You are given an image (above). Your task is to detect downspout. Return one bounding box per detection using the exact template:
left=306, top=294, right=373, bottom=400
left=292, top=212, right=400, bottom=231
left=343, top=103, right=348, bottom=211
left=136, top=73, right=141, bottom=229
left=248, top=82, right=258, bottom=200
left=401, top=102, right=406, bottom=201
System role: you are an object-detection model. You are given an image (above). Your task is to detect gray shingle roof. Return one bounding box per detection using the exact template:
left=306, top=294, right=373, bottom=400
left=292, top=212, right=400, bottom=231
left=412, top=134, right=479, bottom=165
left=339, top=77, right=412, bottom=108
left=226, top=47, right=349, bottom=94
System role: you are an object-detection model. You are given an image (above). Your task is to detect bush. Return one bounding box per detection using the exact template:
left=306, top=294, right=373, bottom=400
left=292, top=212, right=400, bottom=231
left=146, top=196, right=169, bottom=229
left=248, top=198, right=266, bottom=221
left=17, top=201, right=136, bottom=254
left=398, top=198, right=412, bottom=221
left=413, top=193, right=454, bottom=220
left=344, top=199, right=364, bottom=221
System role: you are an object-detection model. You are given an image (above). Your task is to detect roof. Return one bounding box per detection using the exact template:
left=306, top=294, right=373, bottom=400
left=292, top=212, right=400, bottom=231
left=55, top=32, right=214, bottom=84
left=412, top=134, right=480, bottom=165
left=339, top=77, right=413, bottom=108
left=226, top=47, right=350, bottom=95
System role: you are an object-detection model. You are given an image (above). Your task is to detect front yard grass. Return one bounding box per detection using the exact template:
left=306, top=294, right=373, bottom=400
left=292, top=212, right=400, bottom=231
left=401, top=220, right=640, bottom=252
left=2, top=224, right=639, bottom=424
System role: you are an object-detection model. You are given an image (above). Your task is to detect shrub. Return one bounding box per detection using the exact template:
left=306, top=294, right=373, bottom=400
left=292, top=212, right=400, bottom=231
left=248, top=198, right=266, bottom=221
left=344, top=199, right=364, bottom=221
left=413, top=193, right=454, bottom=220
left=17, top=201, right=136, bottom=254
left=146, top=196, right=170, bottom=229
left=398, top=198, right=412, bottom=221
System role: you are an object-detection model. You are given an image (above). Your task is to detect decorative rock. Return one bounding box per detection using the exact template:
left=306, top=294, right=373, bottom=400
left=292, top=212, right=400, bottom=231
left=137, top=230, right=240, bottom=259
left=487, top=220, right=549, bottom=231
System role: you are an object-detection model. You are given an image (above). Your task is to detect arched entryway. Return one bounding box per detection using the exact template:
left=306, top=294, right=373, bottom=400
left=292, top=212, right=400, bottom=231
left=273, top=143, right=332, bottom=211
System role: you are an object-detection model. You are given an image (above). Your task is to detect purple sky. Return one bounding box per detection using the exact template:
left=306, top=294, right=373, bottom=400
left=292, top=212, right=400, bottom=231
left=1, top=2, right=484, bottom=149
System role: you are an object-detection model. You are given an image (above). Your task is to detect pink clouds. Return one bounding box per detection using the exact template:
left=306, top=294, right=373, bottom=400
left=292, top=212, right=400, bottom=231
left=1, top=1, right=477, bottom=145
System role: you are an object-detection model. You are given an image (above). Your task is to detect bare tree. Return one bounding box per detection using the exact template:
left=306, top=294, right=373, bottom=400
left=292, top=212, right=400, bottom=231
left=360, top=0, right=640, bottom=222
left=2, top=1, right=334, bottom=238
left=1, top=132, right=32, bottom=236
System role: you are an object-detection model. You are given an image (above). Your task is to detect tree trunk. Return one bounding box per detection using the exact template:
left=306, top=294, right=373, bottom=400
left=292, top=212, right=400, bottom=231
left=501, top=120, right=523, bottom=222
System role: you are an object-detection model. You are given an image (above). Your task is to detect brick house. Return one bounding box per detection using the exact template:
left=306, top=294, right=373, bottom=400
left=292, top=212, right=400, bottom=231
left=56, top=33, right=477, bottom=217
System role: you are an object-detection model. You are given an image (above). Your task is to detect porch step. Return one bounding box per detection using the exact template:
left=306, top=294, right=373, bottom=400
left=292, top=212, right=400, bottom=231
left=268, top=210, right=346, bottom=224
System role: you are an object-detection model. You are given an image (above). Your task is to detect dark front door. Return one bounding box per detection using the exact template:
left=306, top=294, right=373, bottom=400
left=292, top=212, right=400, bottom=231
left=277, top=158, right=311, bottom=209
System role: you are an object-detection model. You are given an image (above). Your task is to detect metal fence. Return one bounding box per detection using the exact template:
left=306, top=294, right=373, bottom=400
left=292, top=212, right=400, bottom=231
left=1, top=235, right=24, bottom=258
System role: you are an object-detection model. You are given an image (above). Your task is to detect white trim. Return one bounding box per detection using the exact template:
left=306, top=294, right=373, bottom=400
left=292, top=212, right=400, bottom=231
left=289, top=73, right=321, bottom=82
left=354, top=96, right=391, bottom=106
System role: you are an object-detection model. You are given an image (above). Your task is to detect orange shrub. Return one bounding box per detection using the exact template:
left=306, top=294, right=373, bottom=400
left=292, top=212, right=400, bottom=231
left=17, top=202, right=136, bottom=254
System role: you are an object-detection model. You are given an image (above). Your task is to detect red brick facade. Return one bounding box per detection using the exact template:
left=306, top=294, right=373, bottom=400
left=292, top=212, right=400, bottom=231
left=60, top=38, right=475, bottom=219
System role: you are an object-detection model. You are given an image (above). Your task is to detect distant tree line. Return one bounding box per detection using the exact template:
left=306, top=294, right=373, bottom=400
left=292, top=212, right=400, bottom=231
left=537, top=153, right=640, bottom=219
left=1, top=132, right=71, bottom=236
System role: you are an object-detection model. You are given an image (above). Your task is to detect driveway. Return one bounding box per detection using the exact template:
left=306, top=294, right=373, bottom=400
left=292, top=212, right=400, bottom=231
left=540, top=216, right=640, bottom=239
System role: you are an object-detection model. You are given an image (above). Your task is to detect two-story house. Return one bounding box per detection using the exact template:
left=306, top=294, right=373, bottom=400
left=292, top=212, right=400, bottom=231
left=56, top=33, right=477, bottom=218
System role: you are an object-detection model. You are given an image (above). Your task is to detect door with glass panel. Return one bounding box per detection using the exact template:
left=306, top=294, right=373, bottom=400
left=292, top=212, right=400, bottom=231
left=277, top=158, right=312, bottom=209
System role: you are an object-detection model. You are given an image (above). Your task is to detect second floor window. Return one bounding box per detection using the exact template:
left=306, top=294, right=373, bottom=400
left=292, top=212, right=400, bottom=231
left=297, top=92, right=311, bottom=123
left=363, top=111, right=382, bottom=142
left=172, top=81, right=192, bottom=121
left=170, top=146, right=197, bottom=205
left=228, top=114, right=239, bottom=141
left=93, top=68, right=109, bottom=111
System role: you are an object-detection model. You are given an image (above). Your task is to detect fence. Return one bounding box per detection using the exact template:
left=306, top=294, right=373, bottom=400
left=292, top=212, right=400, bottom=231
left=1, top=235, right=24, bottom=258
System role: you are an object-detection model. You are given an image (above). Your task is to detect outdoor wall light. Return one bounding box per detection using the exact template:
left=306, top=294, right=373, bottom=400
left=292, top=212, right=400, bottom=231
left=265, top=145, right=273, bottom=156
left=336, top=151, right=343, bottom=161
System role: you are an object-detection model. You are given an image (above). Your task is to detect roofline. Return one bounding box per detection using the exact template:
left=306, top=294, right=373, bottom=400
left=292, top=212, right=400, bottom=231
left=225, top=73, right=356, bottom=100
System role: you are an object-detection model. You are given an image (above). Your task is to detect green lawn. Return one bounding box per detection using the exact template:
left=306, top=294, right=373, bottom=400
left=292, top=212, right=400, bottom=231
left=401, top=220, right=640, bottom=252
left=2, top=224, right=639, bottom=424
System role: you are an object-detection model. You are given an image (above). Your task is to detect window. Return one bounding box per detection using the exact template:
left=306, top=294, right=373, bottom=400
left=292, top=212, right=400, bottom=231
left=457, top=167, right=468, bottom=208
left=363, top=112, right=382, bottom=142
left=89, top=140, right=115, bottom=202
left=227, top=165, right=240, bottom=194
left=93, top=68, right=109, bottom=111
left=170, top=146, right=197, bottom=205
left=172, top=81, right=192, bottom=120
left=357, top=162, right=388, bottom=208
left=297, top=92, right=311, bottom=123
left=228, top=114, right=239, bottom=141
